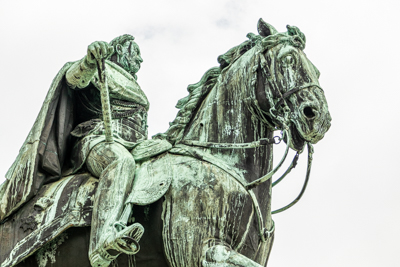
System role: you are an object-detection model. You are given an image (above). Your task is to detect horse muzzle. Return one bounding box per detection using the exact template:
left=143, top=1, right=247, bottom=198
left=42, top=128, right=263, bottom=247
left=292, top=105, right=331, bottom=146
left=288, top=86, right=331, bottom=150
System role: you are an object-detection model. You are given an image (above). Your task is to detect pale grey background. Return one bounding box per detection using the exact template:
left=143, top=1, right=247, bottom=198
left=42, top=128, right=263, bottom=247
left=1, top=0, right=399, bottom=266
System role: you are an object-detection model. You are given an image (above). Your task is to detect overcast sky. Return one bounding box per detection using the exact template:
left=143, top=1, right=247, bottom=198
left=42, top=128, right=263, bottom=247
left=1, top=0, right=399, bottom=266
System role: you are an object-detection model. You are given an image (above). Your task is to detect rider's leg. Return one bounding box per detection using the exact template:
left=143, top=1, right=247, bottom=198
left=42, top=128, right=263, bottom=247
left=202, top=244, right=263, bottom=267
left=86, top=142, right=142, bottom=267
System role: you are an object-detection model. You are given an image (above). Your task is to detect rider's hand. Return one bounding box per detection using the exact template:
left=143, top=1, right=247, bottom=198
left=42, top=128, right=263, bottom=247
left=86, top=41, right=114, bottom=66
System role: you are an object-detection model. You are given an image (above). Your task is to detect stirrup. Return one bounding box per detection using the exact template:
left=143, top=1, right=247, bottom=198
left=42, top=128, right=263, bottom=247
left=89, top=223, right=144, bottom=267
left=112, top=222, right=144, bottom=255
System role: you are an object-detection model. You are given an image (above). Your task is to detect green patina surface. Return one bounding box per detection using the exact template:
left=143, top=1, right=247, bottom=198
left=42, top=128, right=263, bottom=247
left=0, top=19, right=331, bottom=267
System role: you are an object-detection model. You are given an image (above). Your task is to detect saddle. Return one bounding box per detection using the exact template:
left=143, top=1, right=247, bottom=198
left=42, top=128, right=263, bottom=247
left=0, top=139, right=172, bottom=267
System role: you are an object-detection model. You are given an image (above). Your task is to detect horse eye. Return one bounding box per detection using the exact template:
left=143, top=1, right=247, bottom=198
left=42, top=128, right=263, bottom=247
left=283, top=55, right=295, bottom=67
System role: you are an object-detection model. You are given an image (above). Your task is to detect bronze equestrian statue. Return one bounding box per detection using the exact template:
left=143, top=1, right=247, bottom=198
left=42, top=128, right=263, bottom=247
left=0, top=19, right=331, bottom=267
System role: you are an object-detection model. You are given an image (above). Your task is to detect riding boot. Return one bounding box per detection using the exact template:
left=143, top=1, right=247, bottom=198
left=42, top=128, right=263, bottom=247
left=86, top=142, right=144, bottom=267
left=89, top=222, right=144, bottom=267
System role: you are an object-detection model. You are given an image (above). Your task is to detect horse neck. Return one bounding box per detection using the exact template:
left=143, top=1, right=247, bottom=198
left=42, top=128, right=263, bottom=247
left=182, top=51, right=274, bottom=181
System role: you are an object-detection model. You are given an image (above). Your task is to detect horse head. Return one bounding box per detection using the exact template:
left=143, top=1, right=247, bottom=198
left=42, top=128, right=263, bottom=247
left=163, top=20, right=330, bottom=154
left=254, top=19, right=332, bottom=151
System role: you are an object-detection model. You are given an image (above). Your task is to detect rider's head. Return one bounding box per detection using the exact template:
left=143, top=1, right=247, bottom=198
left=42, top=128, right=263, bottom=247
left=109, top=34, right=143, bottom=79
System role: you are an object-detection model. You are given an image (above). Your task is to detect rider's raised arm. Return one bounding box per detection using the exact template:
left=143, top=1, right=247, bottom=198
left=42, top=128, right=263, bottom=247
left=65, top=57, right=96, bottom=89
left=66, top=41, right=113, bottom=89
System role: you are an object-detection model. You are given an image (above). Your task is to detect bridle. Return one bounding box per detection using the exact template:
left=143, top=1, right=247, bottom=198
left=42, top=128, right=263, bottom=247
left=175, top=47, right=321, bottom=242
left=250, top=52, right=322, bottom=214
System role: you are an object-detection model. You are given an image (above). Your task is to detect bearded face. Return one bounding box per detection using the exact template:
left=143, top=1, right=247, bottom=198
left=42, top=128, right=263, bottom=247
left=116, top=41, right=143, bottom=78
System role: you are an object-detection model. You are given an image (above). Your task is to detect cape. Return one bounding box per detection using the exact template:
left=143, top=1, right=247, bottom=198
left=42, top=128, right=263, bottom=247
left=0, top=61, right=76, bottom=221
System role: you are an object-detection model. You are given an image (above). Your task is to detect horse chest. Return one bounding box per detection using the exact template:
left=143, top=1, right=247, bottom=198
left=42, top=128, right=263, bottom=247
left=161, top=155, right=256, bottom=266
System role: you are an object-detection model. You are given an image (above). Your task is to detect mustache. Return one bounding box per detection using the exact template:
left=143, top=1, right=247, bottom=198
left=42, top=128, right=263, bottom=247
left=119, top=58, right=140, bottom=71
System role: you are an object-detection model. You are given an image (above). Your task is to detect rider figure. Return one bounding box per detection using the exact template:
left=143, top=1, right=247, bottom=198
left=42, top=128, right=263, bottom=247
left=66, top=34, right=148, bottom=267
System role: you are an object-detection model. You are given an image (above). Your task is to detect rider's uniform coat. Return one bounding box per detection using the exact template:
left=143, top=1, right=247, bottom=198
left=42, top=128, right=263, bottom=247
left=0, top=60, right=149, bottom=221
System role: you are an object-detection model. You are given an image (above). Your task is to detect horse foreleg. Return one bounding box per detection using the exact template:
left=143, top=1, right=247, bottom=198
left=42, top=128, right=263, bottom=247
left=202, top=245, right=263, bottom=267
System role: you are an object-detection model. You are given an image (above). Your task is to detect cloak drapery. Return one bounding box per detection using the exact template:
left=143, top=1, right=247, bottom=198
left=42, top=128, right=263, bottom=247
left=0, top=62, right=76, bottom=221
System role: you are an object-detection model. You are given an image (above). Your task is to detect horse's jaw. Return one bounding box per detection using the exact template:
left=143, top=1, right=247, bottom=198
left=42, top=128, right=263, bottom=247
left=287, top=124, right=306, bottom=152
left=286, top=120, right=330, bottom=153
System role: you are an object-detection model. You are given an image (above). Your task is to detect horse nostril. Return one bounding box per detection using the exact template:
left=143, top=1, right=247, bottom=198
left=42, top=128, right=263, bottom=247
left=303, top=106, right=316, bottom=119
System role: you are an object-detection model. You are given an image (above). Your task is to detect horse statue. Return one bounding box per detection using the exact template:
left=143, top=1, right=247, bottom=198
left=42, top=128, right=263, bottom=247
left=0, top=19, right=331, bottom=267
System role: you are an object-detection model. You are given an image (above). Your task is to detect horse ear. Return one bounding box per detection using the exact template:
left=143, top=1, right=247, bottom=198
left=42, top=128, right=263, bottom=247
left=257, top=18, right=278, bottom=37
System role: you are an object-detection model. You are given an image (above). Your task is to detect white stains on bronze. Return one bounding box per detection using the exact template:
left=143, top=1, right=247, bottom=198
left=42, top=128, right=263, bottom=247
left=202, top=244, right=263, bottom=267
left=35, top=233, right=68, bottom=267
left=44, top=176, right=74, bottom=224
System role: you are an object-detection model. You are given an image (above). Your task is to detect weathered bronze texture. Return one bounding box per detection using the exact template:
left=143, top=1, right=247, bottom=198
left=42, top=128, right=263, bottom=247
left=0, top=19, right=331, bottom=267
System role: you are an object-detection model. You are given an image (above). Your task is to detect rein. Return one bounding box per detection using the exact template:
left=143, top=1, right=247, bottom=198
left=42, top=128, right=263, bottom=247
left=178, top=136, right=281, bottom=148
left=178, top=128, right=313, bottom=212
left=272, top=142, right=313, bottom=214
left=175, top=129, right=314, bottom=242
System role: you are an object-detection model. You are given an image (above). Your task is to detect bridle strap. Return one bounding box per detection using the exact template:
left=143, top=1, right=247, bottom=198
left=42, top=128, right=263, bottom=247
left=275, top=84, right=323, bottom=108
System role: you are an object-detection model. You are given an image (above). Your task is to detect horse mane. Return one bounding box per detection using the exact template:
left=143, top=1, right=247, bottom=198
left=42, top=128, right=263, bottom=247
left=154, top=66, right=220, bottom=144
left=157, top=25, right=306, bottom=144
